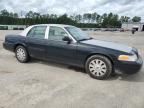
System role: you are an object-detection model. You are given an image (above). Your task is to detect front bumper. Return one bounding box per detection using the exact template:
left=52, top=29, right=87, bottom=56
left=115, top=55, right=143, bottom=74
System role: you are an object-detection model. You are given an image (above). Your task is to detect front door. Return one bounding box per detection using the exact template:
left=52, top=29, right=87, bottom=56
left=46, top=26, right=78, bottom=65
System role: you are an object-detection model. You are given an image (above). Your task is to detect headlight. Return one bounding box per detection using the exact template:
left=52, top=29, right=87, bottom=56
left=118, top=54, right=137, bottom=61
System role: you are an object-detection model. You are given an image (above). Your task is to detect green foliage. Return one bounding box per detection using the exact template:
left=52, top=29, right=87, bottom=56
left=101, top=13, right=121, bottom=28
left=0, top=9, right=141, bottom=28
left=120, top=16, right=130, bottom=23
left=132, top=16, right=141, bottom=22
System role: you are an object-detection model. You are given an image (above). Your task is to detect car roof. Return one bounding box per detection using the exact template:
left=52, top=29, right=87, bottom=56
left=32, top=24, right=74, bottom=28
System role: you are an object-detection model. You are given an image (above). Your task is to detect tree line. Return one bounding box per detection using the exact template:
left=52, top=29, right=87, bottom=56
left=0, top=9, right=142, bottom=28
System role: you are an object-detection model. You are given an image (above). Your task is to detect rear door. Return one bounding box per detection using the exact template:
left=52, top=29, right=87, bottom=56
left=26, top=26, right=47, bottom=59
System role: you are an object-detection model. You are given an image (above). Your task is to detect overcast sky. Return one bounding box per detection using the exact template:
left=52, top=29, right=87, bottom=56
left=0, top=0, right=144, bottom=18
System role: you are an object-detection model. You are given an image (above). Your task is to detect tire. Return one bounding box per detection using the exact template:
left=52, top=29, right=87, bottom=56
left=85, top=55, right=112, bottom=80
left=15, top=45, right=30, bottom=63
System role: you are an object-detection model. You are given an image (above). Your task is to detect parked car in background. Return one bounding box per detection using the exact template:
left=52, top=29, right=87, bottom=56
left=120, top=28, right=125, bottom=32
left=3, top=24, right=143, bottom=80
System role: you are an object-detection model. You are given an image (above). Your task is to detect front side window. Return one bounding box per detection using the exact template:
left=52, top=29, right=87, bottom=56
left=27, top=26, right=47, bottom=39
left=48, top=26, right=68, bottom=41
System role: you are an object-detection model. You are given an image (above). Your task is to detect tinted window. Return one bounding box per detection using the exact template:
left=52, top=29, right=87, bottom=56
left=48, top=26, right=68, bottom=41
left=27, top=26, right=47, bottom=39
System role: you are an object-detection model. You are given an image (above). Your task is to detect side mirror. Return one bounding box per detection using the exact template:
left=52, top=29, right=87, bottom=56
left=62, top=36, right=72, bottom=44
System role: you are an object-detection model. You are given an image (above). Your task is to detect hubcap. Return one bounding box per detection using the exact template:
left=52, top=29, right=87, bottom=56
left=89, top=59, right=107, bottom=77
left=16, top=48, right=26, bottom=61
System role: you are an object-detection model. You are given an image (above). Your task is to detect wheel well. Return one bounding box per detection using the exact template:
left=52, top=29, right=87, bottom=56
left=14, top=44, right=26, bottom=52
left=14, top=44, right=30, bottom=57
left=85, top=53, right=114, bottom=66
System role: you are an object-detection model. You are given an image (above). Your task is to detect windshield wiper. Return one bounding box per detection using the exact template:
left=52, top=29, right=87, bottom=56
left=78, top=37, right=93, bottom=42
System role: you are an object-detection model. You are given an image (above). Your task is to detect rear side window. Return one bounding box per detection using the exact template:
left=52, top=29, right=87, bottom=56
left=27, top=26, right=47, bottom=39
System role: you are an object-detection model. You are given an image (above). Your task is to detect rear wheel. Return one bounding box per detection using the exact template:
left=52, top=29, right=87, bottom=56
left=85, top=55, right=112, bottom=80
left=15, top=46, right=30, bottom=63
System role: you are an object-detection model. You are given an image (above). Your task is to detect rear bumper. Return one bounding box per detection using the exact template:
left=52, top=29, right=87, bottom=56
left=3, top=42, right=15, bottom=52
left=115, top=56, right=143, bottom=74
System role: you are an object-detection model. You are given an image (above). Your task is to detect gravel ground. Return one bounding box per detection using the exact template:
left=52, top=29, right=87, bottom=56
left=0, top=30, right=144, bottom=108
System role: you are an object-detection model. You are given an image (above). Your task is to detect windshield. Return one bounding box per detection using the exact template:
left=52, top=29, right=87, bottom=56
left=65, top=27, right=90, bottom=41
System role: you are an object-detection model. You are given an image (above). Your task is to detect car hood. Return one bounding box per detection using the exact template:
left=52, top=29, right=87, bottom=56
left=81, top=39, right=132, bottom=53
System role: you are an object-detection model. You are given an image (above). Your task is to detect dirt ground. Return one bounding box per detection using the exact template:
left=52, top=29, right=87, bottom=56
left=0, top=30, right=144, bottom=108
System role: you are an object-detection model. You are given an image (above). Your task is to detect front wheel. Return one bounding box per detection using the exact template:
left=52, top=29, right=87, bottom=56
left=85, top=55, right=112, bottom=80
left=15, top=46, right=30, bottom=63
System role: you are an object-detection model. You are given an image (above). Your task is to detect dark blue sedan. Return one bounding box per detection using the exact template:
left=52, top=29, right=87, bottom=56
left=3, top=24, right=143, bottom=80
